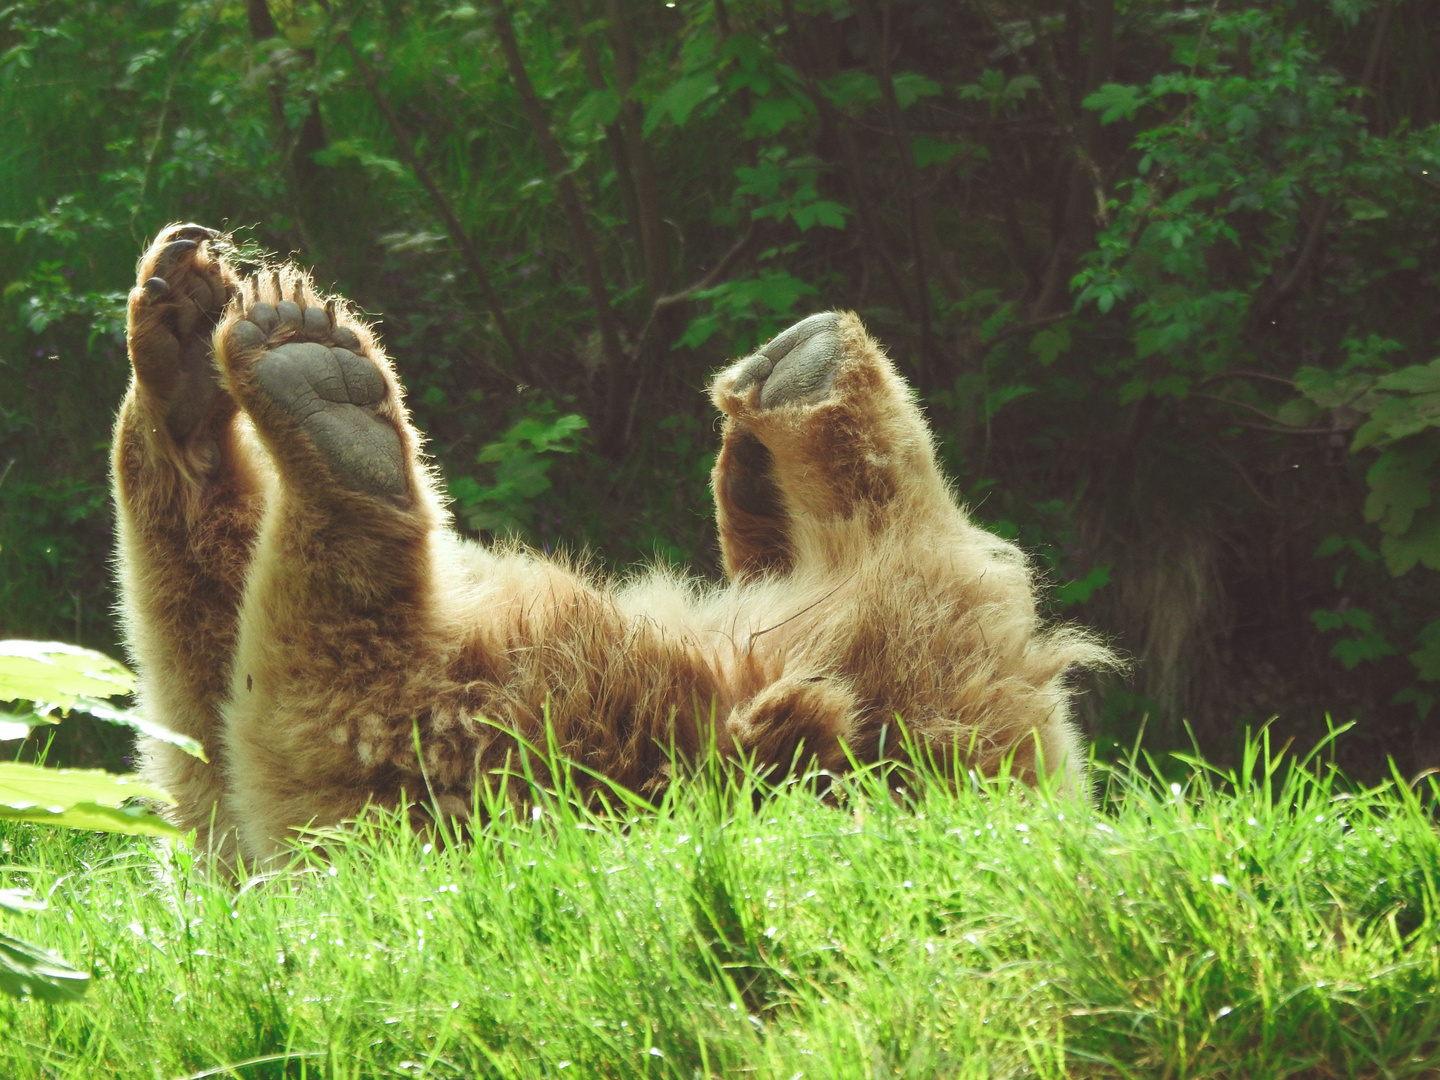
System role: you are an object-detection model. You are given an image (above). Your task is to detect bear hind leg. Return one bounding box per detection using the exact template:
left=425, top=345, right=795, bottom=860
left=710, top=312, right=953, bottom=573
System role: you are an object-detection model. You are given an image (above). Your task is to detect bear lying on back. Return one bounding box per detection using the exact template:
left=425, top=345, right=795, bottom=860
left=113, top=223, right=1114, bottom=867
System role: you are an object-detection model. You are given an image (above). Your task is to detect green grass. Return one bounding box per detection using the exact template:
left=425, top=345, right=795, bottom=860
left=1, top=736, right=1437, bottom=1080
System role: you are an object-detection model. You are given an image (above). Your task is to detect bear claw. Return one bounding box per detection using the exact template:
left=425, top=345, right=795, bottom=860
left=153, top=238, right=200, bottom=273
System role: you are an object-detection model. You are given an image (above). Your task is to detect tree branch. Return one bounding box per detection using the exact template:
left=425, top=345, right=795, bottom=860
left=328, top=15, right=525, bottom=373
left=652, top=220, right=757, bottom=311
left=780, top=0, right=915, bottom=321
left=857, top=0, right=935, bottom=382
left=602, top=0, right=669, bottom=300
left=489, top=0, right=630, bottom=452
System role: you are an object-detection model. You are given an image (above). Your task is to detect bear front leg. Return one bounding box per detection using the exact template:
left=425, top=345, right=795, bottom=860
left=113, top=224, right=264, bottom=860
left=213, top=267, right=453, bottom=859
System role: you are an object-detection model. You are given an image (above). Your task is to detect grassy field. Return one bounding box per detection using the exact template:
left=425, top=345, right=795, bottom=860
left=1, top=738, right=1437, bottom=1080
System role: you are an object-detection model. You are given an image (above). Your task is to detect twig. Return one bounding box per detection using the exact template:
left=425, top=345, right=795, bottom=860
left=1212, top=443, right=1280, bottom=510
left=652, top=221, right=757, bottom=311
left=1196, top=369, right=1297, bottom=390
left=1193, top=391, right=1311, bottom=428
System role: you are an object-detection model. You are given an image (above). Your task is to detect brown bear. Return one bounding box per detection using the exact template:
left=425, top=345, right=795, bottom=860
left=113, top=223, right=1115, bottom=867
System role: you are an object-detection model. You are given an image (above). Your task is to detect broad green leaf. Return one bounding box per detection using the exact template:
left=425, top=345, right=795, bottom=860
left=0, top=641, right=134, bottom=707
left=892, top=72, right=941, bottom=109
left=0, top=706, right=56, bottom=742
left=1364, top=443, right=1440, bottom=533
left=0, top=756, right=181, bottom=836
left=1295, top=366, right=1379, bottom=412
left=0, top=802, right=180, bottom=838
left=744, top=97, right=805, bottom=138
left=0, top=931, right=89, bottom=1002
left=791, top=199, right=849, bottom=231
left=983, top=384, right=1035, bottom=420
left=1380, top=506, right=1440, bottom=576
left=0, top=642, right=203, bottom=759
left=1276, top=398, right=1320, bottom=427
left=71, top=696, right=206, bottom=761
left=570, top=87, right=621, bottom=135
left=1083, top=83, right=1146, bottom=124
left=643, top=74, right=716, bottom=136
left=1351, top=393, right=1440, bottom=450
left=0, top=762, right=172, bottom=813
left=912, top=136, right=964, bottom=169
left=1344, top=197, right=1389, bottom=221
left=1410, top=637, right=1440, bottom=681
left=1375, top=359, right=1440, bottom=395
left=1030, top=326, right=1071, bottom=367
left=820, top=70, right=880, bottom=108
left=1053, top=566, right=1112, bottom=608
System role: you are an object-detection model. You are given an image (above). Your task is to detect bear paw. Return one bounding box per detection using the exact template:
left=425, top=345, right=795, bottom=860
left=723, top=312, right=844, bottom=411
left=217, top=269, right=408, bottom=498
left=711, top=311, right=937, bottom=530
left=126, top=223, right=239, bottom=441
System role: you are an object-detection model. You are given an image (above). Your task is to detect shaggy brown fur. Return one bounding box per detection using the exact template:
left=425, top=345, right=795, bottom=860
left=114, top=224, right=1115, bottom=867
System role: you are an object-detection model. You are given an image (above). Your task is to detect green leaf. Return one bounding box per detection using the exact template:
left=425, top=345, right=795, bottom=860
left=0, top=706, right=57, bottom=742
left=0, top=641, right=134, bottom=706
left=744, top=97, right=806, bottom=138
left=1375, top=359, right=1440, bottom=395
left=1409, top=620, right=1440, bottom=681
left=891, top=72, right=941, bottom=109
left=0, top=761, right=174, bottom=837
left=0, top=931, right=89, bottom=1002
left=820, top=70, right=880, bottom=108
left=1053, top=566, right=1112, bottom=608
left=912, top=137, right=964, bottom=169
left=70, top=696, right=206, bottom=761
left=1351, top=393, right=1440, bottom=450
left=1083, top=83, right=1146, bottom=124
left=0, top=801, right=181, bottom=837
left=1363, top=443, right=1440, bottom=534
left=571, top=88, right=621, bottom=134
left=1380, top=506, right=1440, bottom=576
left=1311, top=607, right=1396, bottom=668
left=791, top=199, right=849, bottom=231
left=1276, top=398, right=1320, bottom=427
left=983, top=384, right=1035, bottom=420
left=0, top=642, right=203, bottom=759
left=644, top=74, right=717, bottom=135
left=1344, top=198, right=1388, bottom=221
left=1030, top=326, right=1071, bottom=367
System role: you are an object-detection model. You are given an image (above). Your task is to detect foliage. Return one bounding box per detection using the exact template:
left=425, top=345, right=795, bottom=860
left=4, top=0, right=1440, bottom=772
left=0, top=888, right=88, bottom=1005
left=0, top=735, right=1436, bottom=1075
left=450, top=405, right=589, bottom=539
left=1068, top=2, right=1440, bottom=740
left=0, top=639, right=196, bottom=1002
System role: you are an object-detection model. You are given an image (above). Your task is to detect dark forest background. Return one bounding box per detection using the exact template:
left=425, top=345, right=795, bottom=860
left=3, top=0, right=1439, bottom=779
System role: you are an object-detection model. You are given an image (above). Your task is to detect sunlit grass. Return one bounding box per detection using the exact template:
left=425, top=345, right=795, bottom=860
left=1, top=733, right=1436, bottom=1079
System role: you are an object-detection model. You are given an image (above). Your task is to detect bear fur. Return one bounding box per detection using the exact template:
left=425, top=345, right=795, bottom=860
left=113, top=224, right=1115, bottom=867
